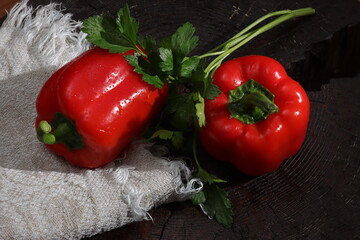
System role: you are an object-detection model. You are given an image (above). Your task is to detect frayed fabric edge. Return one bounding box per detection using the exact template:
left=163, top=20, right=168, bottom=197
left=2, top=0, right=90, bottom=67
left=165, top=159, right=203, bottom=200
left=113, top=143, right=203, bottom=225
left=120, top=159, right=203, bottom=224
left=144, top=143, right=203, bottom=201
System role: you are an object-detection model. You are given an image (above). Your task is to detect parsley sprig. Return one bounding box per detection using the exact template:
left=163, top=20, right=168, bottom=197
left=83, top=4, right=141, bottom=54
left=82, top=6, right=315, bottom=228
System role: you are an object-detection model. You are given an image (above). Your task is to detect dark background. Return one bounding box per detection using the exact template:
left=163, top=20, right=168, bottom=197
left=2, top=0, right=360, bottom=239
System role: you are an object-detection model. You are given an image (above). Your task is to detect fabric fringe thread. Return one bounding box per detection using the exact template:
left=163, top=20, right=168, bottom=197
left=2, top=0, right=90, bottom=67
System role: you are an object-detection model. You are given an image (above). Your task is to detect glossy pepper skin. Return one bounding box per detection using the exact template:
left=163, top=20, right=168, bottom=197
left=199, top=55, right=310, bottom=176
left=36, top=47, right=168, bottom=168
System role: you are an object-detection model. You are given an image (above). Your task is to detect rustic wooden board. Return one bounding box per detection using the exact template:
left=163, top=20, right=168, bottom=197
left=2, top=0, right=359, bottom=239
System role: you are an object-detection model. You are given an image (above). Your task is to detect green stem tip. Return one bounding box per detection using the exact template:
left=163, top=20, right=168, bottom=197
left=37, top=113, right=84, bottom=151
left=42, top=133, right=56, bottom=145
left=39, top=121, right=52, bottom=134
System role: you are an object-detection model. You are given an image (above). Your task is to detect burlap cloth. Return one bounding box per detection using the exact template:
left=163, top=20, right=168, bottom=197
left=0, top=1, right=201, bottom=239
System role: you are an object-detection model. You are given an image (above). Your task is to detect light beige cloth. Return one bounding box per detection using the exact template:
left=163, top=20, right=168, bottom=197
left=0, top=1, right=201, bottom=239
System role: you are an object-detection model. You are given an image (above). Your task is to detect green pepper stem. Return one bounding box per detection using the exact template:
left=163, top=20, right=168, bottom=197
left=242, top=92, right=279, bottom=114
left=201, top=7, right=315, bottom=77
left=227, top=79, right=279, bottom=124
left=38, top=121, right=72, bottom=145
left=36, top=113, right=84, bottom=151
left=39, top=121, right=52, bottom=134
left=42, top=133, right=56, bottom=145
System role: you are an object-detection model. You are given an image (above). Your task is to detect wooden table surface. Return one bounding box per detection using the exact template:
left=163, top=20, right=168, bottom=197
left=1, top=0, right=359, bottom=239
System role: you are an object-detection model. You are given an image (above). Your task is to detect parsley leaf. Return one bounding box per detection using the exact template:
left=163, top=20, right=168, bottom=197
left=137, top=35, right=156, bottom=53
left=116, top=3, right=138, bottom=45
left=159, top=48, right=174, bottom=72
left=200, top=183, right=233, bottom=229
left=158, top=35, right=172, bottom=49
left=124, top=54, right=164, bottom=88
left=158, top=23, right=199, bottom=80
left=82, top=15, right=135, bottom=53
left=180, top=56, right=201, bottom=78
left=204, top=80, right=222, bottom=100
left=191, top=66, right=221, bottom=100
left=150, top=129, right=184, bottom=149
left=151, top=129, right=174, bottom=140
left=189, top=66, right=221, bottom=127
left=171, top=22, right=199, bottom=58
left=194, top=94, right=206, bottom=127
left=190, top=136, right=232, bottom=228
left=191, top=191, right=206, bottom=205
left=82, top=4, right=142, bottom=54
left=165, top=93, right=196, bottom=131
left=195, top=167, right=227, bottom=184
left=171, top=131, right=184, bottom=149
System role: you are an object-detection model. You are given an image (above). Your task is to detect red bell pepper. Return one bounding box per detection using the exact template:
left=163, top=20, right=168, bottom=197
left=199, top=55, right=310, bottom=176
left=36, top=47, right=168, bottom=168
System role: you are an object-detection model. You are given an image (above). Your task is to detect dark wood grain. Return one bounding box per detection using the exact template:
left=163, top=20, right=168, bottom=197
left=1, top=0, right=359, bottom=239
